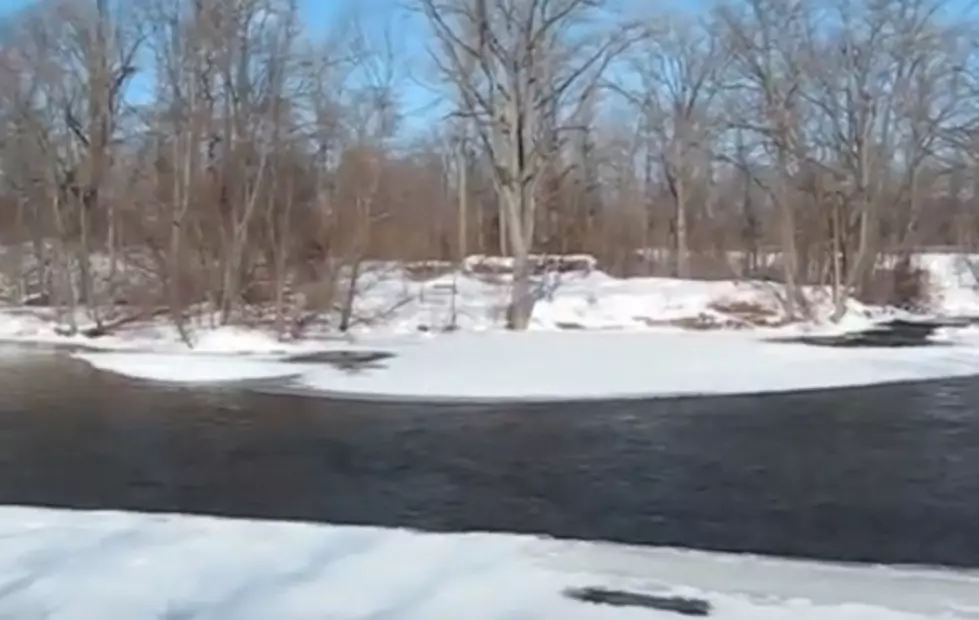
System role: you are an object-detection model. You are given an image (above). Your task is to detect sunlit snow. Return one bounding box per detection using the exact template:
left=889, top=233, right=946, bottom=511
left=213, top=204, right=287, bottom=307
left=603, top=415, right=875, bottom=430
left=72, top=328, right=979, bottom=400
left=0, top=506, right=974, bottom=619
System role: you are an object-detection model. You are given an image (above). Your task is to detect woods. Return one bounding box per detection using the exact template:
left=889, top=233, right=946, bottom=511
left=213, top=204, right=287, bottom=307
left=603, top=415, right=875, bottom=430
left=0, top=0, right=976, bottom=335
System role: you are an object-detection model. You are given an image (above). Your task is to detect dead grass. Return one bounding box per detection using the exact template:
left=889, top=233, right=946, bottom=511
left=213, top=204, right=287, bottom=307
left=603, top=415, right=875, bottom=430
left=403, top=260, right=455, bottom=281
left=633, top=313, right=744, bottom=330
left=707, top=299, right=786, bottom=326
left=464, top=254, right=597, bottom=277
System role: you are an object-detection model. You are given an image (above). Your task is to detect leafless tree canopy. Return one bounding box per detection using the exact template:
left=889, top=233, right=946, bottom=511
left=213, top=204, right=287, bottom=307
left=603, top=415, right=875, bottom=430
left=0, top=0, right=975, bottom=333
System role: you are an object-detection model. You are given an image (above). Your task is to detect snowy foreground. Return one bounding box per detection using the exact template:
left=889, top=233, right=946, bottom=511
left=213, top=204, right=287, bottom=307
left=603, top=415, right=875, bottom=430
left=2, top=252, right=979, bottom=399
left=0, top=506, right=976, bottom=620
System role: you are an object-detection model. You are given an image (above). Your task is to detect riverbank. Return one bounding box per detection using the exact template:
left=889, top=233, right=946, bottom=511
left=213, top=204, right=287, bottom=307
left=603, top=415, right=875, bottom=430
left=4, top=252, right=979, bottom=400
left=3, top=251, right=978, bottom=353
left=0, top=505, right=974, bottom=619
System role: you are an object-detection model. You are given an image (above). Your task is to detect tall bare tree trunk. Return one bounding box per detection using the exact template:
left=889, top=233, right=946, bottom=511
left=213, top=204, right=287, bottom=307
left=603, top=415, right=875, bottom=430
left=457, top=141, right=468, bottom=261
left=675, top=171, right=690, bottom=278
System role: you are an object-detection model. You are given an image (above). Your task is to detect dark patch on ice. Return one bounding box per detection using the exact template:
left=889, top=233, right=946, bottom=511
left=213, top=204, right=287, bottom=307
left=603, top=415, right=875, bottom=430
left=283, top=350, right=394, bottom=373
left=565, top=587, right=711, bottom=616
left=771, top=318, right=962, bottom=348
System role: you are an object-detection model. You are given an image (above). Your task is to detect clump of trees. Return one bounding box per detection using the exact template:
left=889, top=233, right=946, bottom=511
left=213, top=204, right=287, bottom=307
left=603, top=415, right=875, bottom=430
left=0, top=0, right=975, bottom=335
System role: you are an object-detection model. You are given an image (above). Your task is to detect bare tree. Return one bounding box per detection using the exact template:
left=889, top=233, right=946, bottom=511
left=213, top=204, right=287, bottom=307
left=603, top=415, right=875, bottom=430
left=718, top=0, right=815, bottom=317
left=0, top=0, right=142, bottom=332
left=0, top=0, right=975, bottom=341
left=618, top=16, right=726, bottom=278
left=419, top=0, right=633, bottom=329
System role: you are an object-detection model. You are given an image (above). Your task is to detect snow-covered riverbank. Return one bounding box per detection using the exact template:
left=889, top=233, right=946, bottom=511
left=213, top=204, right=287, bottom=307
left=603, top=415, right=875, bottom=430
left=2, top=252, right=977, bottom=350
left=2, top=252, right=978, bottom=400
left=0, top=506, right=974, bottom=620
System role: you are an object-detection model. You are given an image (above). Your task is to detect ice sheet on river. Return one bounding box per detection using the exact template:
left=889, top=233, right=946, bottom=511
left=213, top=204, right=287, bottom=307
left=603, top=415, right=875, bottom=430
left=0, top=506, right=974, bottom=619
left=75, top=330, right=979, bottom=401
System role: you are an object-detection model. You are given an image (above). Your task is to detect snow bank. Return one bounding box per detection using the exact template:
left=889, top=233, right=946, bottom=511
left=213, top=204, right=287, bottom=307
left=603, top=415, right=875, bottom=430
left=1, top=250, right=977, bottom=362
left=350, top=267, right=886, bottom=334
left=354, top=251, right=979, bottom=334
left=0, top=311, right=352, bottom=356
left=916, top=253, right=979, bottom=317
left=189, top=326, right=308, bottom=354
left=75, top=330, right=979, bottom=400
left=0, top=506, right=973, bottom=619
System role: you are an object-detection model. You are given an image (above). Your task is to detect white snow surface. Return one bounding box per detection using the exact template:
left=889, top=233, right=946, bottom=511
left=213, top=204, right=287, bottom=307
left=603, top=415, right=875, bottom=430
left=915, top=253, right=979, bottom=317
left=348, top=251, right=979, bottom=333
left=292, top=330, right=979, bottom=400
left=0, top=316, right=335, bottom=356
left=2, top=251, right=978, bottom=350
left=352, top=265, right=886, bottom=334
left=0, top=506, right=975, bottom=620
left=74, top=329, right=979, bottom=400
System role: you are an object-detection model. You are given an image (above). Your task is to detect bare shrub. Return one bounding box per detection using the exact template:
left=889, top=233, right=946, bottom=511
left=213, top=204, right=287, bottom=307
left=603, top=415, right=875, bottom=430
left=707, top=299, right=781, bottom=325
left=463, top=254, right=597, bottom=277
left=404, top=260, right=455, bottom=281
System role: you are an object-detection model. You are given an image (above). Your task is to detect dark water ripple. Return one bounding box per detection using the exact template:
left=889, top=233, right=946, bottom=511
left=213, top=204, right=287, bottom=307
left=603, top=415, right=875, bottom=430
left=0, top=348, right=977, bottom=568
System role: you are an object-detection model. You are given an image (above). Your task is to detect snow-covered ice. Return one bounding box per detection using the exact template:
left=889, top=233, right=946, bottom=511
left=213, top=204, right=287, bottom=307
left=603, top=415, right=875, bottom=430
left=77, top=352, right=305, bottom=383
left=72, top=328, right=979, bottom=400
left=289, top=330, right=979, bottom=401
left=0, top=506, right=974, bottom=620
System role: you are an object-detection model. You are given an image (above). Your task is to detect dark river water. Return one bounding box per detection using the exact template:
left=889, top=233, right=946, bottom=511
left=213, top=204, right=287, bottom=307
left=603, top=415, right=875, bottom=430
left=0, top=346, right=977, bottom=569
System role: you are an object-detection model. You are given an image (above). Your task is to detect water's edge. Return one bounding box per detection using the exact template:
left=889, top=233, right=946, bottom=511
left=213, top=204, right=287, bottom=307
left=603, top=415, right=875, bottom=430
left=0, top=349, right=976, bottom=568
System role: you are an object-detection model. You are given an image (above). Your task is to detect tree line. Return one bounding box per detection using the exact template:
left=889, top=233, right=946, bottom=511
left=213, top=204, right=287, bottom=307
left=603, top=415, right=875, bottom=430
left=0, top=0, right=976, bottom=335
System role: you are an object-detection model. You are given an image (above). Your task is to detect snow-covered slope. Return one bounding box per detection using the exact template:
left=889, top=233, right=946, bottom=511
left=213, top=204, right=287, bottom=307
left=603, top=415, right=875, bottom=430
left=916, top=253, right=979, bottom=317
left=350, top=266, right=885, bottom=334
left=1, top=251, right=978, bottom=351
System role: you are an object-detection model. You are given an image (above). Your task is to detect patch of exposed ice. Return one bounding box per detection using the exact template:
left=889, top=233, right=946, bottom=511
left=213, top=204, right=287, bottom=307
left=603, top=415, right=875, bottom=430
left=0, top=506, right=973, bottom=619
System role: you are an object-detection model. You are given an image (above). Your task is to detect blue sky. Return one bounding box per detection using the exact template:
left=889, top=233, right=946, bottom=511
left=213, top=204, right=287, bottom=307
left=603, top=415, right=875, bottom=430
left=301, top=0, right=406, bottom=31
left=3, top=0, right=975, bottom=136
left=0, top=0, right=32, bottom=18
left=301, top=0, right=442, bottom=123
left=295, top=0, right=443, bottom=137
